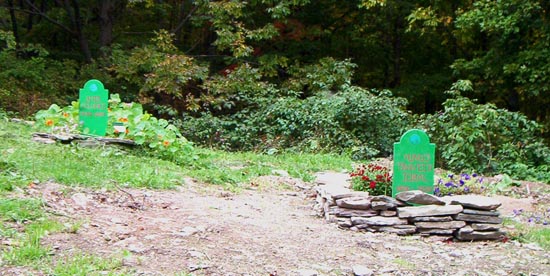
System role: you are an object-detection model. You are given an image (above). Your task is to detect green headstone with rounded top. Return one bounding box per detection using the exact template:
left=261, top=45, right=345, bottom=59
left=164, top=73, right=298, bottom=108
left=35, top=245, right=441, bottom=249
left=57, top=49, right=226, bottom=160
left=392, top=129, right=436, bottom=197
left=78, top=79, right=109, bottom=136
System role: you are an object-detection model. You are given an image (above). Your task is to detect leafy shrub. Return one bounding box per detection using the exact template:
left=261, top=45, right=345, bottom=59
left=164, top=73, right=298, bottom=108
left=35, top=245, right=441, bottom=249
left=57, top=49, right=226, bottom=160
left=417, top=81, right=550, bottom=182
left=34, top=94, right=195, bottom=165
left=350, top=163, right=392, bottom=196
left=178, top=85, right=411, bottom=158
left=0, top=31, right=80, bottom=117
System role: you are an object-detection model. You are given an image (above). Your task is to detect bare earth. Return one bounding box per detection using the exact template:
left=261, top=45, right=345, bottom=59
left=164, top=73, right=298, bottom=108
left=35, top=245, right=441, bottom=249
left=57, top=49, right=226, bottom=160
left=2, top=177, right=549, bottom=276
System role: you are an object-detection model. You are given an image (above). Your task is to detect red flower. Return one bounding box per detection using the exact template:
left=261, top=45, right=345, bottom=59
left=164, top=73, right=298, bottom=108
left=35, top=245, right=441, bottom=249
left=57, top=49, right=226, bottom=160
left=369, top=181, right=376, bottom=189
left=362, top=176, right=369, bottom=181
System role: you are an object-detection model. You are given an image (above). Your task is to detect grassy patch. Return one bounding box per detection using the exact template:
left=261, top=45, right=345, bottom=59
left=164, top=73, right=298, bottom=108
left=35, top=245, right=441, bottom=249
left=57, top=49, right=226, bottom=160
left=1, top=119, right=353, bottom=191
left=51, top=252, right=129, bottom=276
left=503, top=218, right=550, bottom=250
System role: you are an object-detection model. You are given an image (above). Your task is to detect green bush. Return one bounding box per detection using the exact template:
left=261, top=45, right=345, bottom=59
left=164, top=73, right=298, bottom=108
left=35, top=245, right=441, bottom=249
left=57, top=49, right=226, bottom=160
left=178, top=84, right=411, bottom=158
left=417, top=81, right=550, bottom=182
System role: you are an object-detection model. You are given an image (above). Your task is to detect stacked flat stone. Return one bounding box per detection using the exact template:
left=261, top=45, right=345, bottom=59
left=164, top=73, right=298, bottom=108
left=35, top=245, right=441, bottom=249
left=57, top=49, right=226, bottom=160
left=315, top=182, right=506, bottom=241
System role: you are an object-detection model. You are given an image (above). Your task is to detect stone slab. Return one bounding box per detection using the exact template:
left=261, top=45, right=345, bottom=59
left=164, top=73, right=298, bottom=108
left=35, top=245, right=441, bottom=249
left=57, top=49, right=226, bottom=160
left=371, top=195, right=408, bottom=206
left=398, top=205, right=463, bottom=218
left=415, top=220, right=466, bottom=229
left=395, top=190, right=445, bottom=205
left=371, top=201, right=396, bottom=211
left=380, top=210, right=397, bottom=217
left=455, top=228, right=505, bottom=241
left=446, top=195, right=502, bottom=211
left=462, top=208, right=500, bottom=217
left=410, top=216, right=452, bottom=222
left=352, top=216, right=408, bottom=226
left=336, top=197, right=371, bottom=210
left=471, top=223, right=502, bottom=231
left=453, top=213, right=503, bottom=224
left=329, top=207, right=378, bottom=217
left=418, top=229, right=454, bottom=235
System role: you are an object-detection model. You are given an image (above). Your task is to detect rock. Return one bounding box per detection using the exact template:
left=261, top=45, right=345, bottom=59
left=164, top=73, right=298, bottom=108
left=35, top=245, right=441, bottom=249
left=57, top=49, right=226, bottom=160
left=445, top=195, right=502, bottom=211
left=371, top=201, right=396, bottom=211
left=329, top=207, right=378, bottom=217
left=71, top=193, right=91, bottom=210
left=371, top=195, right=407, bottom=206
left=332, top=191, right=371, bottom=200
left=337, top=218, right=353, bottom=228
left=352, top=265, right=374, bottom=276
left=415, top=220, right=466, bottom=229
left=353, top=216, right=408, bottom=226
left=398, top=205, right=463, bottom=218
left=471, top=223, right=502, bottom=231
left=297, top=269, right=318, bottom=276
left=462, top=208, right=500, bottom=216
left=411, top=216, right=452, bottom=222
left=460, top=225, right=474, bottom=234
left=336, top=197, right=371, bottom=210
left=418, top=229, right=454, bottom=235
left=370, top=225, right=417, bottom=235
left=380, top=210, right=397, bottom=217
left=453, top=213, right=503, bottom=224
left=455, top=228, right=505, bottom=241
left=395, top=190, right=445, bottom=205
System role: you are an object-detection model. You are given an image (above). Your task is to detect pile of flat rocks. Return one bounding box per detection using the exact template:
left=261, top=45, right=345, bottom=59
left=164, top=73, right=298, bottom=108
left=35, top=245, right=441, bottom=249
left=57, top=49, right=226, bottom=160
left=315, top=182, right=505, bottom=241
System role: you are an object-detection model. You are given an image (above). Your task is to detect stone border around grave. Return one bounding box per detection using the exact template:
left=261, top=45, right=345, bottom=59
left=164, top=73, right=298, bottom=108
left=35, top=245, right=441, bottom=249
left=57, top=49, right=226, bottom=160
left=315, top=177, right=505, bottom=241
left=32, top=132, right=136, bottom=147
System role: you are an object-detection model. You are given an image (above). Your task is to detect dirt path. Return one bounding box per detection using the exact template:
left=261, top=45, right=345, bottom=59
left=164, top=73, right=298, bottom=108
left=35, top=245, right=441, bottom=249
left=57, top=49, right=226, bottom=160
left=3, top=178, right=550, bottom=275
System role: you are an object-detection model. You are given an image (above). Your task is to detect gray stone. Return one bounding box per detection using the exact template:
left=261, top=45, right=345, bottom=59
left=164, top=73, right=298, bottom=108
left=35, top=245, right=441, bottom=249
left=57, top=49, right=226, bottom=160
left=398, top=205, right=463, bottom=218
left=418, top=229, right=454, bottom=235
left=352, top=265, right=374, bottom=276
left=453, top=213, right=503, bottom=224
left=337, top=218, right=353, bottom=228
left=380, top=210, right=397, bottom=217
left=371, top=201, right=396, bottom=211
left=297, top=269, right=318, bottom=276
left=415, top=220, right=466, bottom=229
left=471, top=223, right=502, bottom=231
left=336, top=197, right=371, bottom=210
left=354, top=216, right=408, bottom=226
left=395, top=190, right=445, bottom=205
left=446, top=195, right=502, bottom=211
left=462, top=208, right=500, bottom=216
left=329, top=207, right=379, bottom=217
left=371, top=195, right=408, bottom=206
left=411, top=216, right=452, bottom=222
left=332, top=191, right=371, bottom=200
left=455, top=228, right=505, bottom=241
left=370, top=225, right=417, bottom=235
left=460, top=225, right=474, bottom=234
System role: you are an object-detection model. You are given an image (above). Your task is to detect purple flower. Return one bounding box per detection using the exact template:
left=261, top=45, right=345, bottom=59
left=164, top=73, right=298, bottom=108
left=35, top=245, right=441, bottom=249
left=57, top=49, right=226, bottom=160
left=463, top=187, right=470, bottom=193
left=472, top=173, right=478, bottom=177
left=434, top=187, right=440, bottom=194
left=445, top=182, right=454, bottom=188
left=459, top=180, right=465, bottom=186
left=463, top=174, right=471, bottom=180
left=438, top=179, right=443, bottom=184
left=513, top=209, right=522, bottom=216
left=528, top=217, right=534, bottom=223
left=448, top=174, right=454, bottom=179
left=478, top=177, right=484, bottom=183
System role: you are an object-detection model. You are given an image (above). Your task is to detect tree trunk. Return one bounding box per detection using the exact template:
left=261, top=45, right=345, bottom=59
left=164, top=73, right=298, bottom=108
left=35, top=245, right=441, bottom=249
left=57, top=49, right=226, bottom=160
left=98, top=0, right=114, bottom=50
left=7, top=0, right=20, bottom=49
left=64, top=0, right=92, bottom=62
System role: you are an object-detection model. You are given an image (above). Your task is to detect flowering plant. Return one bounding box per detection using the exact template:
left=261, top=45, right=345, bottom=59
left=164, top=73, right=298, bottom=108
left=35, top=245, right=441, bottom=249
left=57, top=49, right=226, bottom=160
left=434, top=172, right=485, bottom=196
left=34, top=94, right=194, bottom=164
left=350, top=163, right=392, bottom=196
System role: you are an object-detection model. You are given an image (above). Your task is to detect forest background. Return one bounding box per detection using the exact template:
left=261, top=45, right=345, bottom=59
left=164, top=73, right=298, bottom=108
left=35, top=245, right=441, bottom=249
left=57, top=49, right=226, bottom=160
left=1, top=0, right=550, bottom=182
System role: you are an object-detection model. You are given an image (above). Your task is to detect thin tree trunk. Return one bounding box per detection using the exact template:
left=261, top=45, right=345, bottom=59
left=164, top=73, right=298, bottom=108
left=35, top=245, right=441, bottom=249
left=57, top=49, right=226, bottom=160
left=8, top=0, right=20, bottom=49
left=98, top=0, right=114, bottom=50
left=64, top=0, right=92, bottom=62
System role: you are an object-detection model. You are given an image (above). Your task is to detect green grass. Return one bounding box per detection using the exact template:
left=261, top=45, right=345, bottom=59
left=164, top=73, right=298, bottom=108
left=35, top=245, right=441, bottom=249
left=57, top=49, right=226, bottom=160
left=1, top=118, right=353, bottom=191
left=51, top=253, right=129, bottom=276
left=503, top=218, right=550, bottom=250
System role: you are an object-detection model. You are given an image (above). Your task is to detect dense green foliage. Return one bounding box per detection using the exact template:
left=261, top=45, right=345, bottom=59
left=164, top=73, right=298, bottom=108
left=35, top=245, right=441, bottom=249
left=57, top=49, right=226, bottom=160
left=1, top=0, right=550, bottom=181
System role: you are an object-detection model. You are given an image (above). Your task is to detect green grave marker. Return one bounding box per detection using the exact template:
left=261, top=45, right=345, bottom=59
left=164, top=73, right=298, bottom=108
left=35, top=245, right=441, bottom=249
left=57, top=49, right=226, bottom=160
left=79, top=79, right=109, bottom=136
left=392, top=129, right=435, bottom=197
